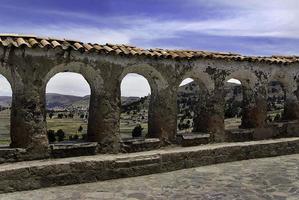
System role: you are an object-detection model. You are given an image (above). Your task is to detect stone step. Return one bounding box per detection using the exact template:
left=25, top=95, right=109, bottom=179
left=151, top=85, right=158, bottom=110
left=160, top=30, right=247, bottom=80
left=0, top=137, right=299, bottom=193
left=121, top=138, right=161, bottom=153
left=49, top=142, right=98, bottom=158
left=176, top=133, right=210, bottom=146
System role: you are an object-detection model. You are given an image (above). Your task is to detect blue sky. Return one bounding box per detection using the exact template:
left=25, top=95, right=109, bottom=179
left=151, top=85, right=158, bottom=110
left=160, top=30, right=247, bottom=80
left=0, top=0, right=298, bottom=96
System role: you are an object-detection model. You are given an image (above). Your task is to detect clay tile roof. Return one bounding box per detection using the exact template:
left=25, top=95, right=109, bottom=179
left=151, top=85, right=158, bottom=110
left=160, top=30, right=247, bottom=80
left=51, top=40, right=61, bottom=48
left=40, top=39, right=51, bottom=48
left=103, top=45, right=114, bottom=52
left=0, top=34, right=298, bottom=64
left=73, top=42, right=84, bottom=51
left=83, top=43, right=94, bottom=51
left=16, top=37, right=30, bottom=47
left=28, top=38, right=39, bottom=47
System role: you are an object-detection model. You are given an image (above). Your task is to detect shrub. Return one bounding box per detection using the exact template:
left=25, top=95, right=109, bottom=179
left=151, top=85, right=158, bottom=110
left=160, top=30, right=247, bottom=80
left=69, top=135, right=73, bottom=140
left=274, top=114, right=281, bottom=122
left=81, top=134, right=87, bottom=140
left=56, top=129, right=65, bottom=142
left=74, top=134, right=79, bottom=140
left=78, top=125, right=83, bottom=132
left=47, top=130, right=56, bottom=143
left=132, top=124, right=143, bottom=138
left=49, top=112, right=54, bottom=119
left=57, top=113, right=64, bottom=119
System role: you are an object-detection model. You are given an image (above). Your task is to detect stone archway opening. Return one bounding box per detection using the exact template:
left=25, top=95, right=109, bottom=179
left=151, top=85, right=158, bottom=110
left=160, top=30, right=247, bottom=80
left=266, top=81, right=286, bottom=123
left=224, top=78, right=243, bottom=130
left=0, top=74, right=12, bottom=145
left=45, top=72, right=91, bottom=143
left=177, top=78, right=202, bottom=134
left=120, top=73, right=151, bottom=139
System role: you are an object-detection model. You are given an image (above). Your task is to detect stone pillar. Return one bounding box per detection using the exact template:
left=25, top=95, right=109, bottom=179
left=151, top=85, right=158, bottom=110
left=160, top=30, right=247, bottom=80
left=283, top=88, right=299, bottom=120
left=148, top=88, right=177, bottom=144
left=87, top=84, right=120, bottom=153
left=240, top=85, right=267, bottom=128
left=193, top=87, right=226, bottom=142
left=10, top=84, right=49, bottom=157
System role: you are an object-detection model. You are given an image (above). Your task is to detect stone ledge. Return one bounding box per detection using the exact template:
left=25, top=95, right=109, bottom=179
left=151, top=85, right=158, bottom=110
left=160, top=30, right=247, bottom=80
left=49, top=142, right=98, bottom=158
left=0, top=137, right=299, bottom=193
left=121, top=138, right=161, bottom=153
left=176, top=133, right=210, bottom=146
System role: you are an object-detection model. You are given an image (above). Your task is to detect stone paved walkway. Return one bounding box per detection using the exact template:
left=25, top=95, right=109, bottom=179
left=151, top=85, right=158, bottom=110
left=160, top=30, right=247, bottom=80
left=1, top=154, right=299, bottom=200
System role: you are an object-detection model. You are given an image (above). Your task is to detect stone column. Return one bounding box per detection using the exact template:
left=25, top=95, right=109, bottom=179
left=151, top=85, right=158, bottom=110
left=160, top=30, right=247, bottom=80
left=10, top=84, right=49, bottom=157
left=283, top=88, right=299, bottom=120
left=87, top=83, right=120, bottom=153
left=193, top=87, right=226, bottom=142
left=240, top=85, right=267, bottom=128
left=147, top=88, right=177, bottom=144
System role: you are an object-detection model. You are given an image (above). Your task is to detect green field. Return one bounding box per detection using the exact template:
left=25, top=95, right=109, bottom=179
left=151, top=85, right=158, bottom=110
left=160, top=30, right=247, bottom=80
left=0, top=109, right=284, bottom=144
left=0, top=109, right=10, bottom=144
left=0, top=110, right=148, bottom=144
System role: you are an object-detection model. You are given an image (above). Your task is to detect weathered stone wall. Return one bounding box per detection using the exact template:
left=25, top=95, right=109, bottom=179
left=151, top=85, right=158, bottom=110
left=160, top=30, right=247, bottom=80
left=0, top=137, right=298, bottom=193
left=1, top=44, right=299, bottom=155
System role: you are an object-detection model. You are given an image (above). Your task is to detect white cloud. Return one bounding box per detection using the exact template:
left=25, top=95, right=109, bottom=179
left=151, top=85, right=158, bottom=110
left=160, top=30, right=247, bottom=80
left=180, top=78, right=194, bottom=86
left=46, top=72, right=90, bottom=97
left=121, top=73, right=151, bottom=97
left=1, top=1, right=298, bottom=46
left=227, top=78, right=241, bottom=85
left=1, top=0, right=298, bottom=96
left=0, top=75, right=12, bottom=96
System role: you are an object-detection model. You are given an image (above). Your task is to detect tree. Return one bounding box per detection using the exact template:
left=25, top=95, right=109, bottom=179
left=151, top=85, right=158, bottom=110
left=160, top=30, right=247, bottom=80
left=68, top=113, right=74, bottom=118
left=81, top=134, right=87, bottom=140
left=274, top=114, right=281, bottom=122
left=73, top=134, right=79, bottom=140
left=78, top=125, right=83, bottom=133
left=57, top=113, right=64, bottom=119
left=56, top=129, right=65, bottom=142
left=132, top=124, right=143, bottom=138
left=47, top=130, right=56, bottom=143
left=49, top=112, right=54, bottom=119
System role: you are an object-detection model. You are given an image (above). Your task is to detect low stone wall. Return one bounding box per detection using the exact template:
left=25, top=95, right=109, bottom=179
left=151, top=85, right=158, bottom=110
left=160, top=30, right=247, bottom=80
left=121, top=138, right=161, bottom=153
left=176, top=133, right=210, bottom=146
left=0, top=137, right=299, bottom=193
left=50, top=142, right=98, bottom=158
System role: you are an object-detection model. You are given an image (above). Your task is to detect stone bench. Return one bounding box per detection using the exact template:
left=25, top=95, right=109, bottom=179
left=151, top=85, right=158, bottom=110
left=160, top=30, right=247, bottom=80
left=121, top=138, right=161, bottom=153
left=226, top=129, right=254, bottom=142
left=0, top=146, right=27, bottom=164
left=49, top=141, right=98, bottom=158
left=176, top=133, right=210, bottom=147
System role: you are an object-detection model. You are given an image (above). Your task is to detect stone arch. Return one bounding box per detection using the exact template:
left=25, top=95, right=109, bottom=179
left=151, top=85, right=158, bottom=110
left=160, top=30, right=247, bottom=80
left=268, top=71, right=298, bottom=121
left=119, top=64, right=170, bottom=141
left=119, top=63, right=168, bottom=94
left=268, top=71, right=296, bottom=94
left=0, top=63, right=23, bottom=94
left=0, top=63, right=24, bottom=148
left=42, top=62, right=103, bottom=144
left=42, top=62, right=103, bottom=92
left=225, top=69, right=258, bottom=89
left=179, top=70, right=215, bottom=93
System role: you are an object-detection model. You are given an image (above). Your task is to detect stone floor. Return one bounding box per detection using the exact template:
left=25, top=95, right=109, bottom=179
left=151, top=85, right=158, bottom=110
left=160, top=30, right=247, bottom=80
left=1, top=154, right=299, bottom=200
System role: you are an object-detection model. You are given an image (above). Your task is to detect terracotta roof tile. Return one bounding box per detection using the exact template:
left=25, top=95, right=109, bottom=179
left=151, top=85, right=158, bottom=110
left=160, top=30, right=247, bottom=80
left=16, top=37, right=30, bottom=47
left=51, top=40, right=61, bottom=48
left=0, top=34, right=298, bottom=64
left=28, top=38, right=39, bottom=47
left=40, top=39, right=51, bottom=48
left=83, top=43, right=94, bottom=51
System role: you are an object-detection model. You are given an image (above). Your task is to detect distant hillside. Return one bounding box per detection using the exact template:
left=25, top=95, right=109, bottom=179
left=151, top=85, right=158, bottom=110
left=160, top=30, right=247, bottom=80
left=0, top=81, right=284, bottom=112
left=46, top=93, right=83, bottom=110
left=0, top=96, right=12, bottom=107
